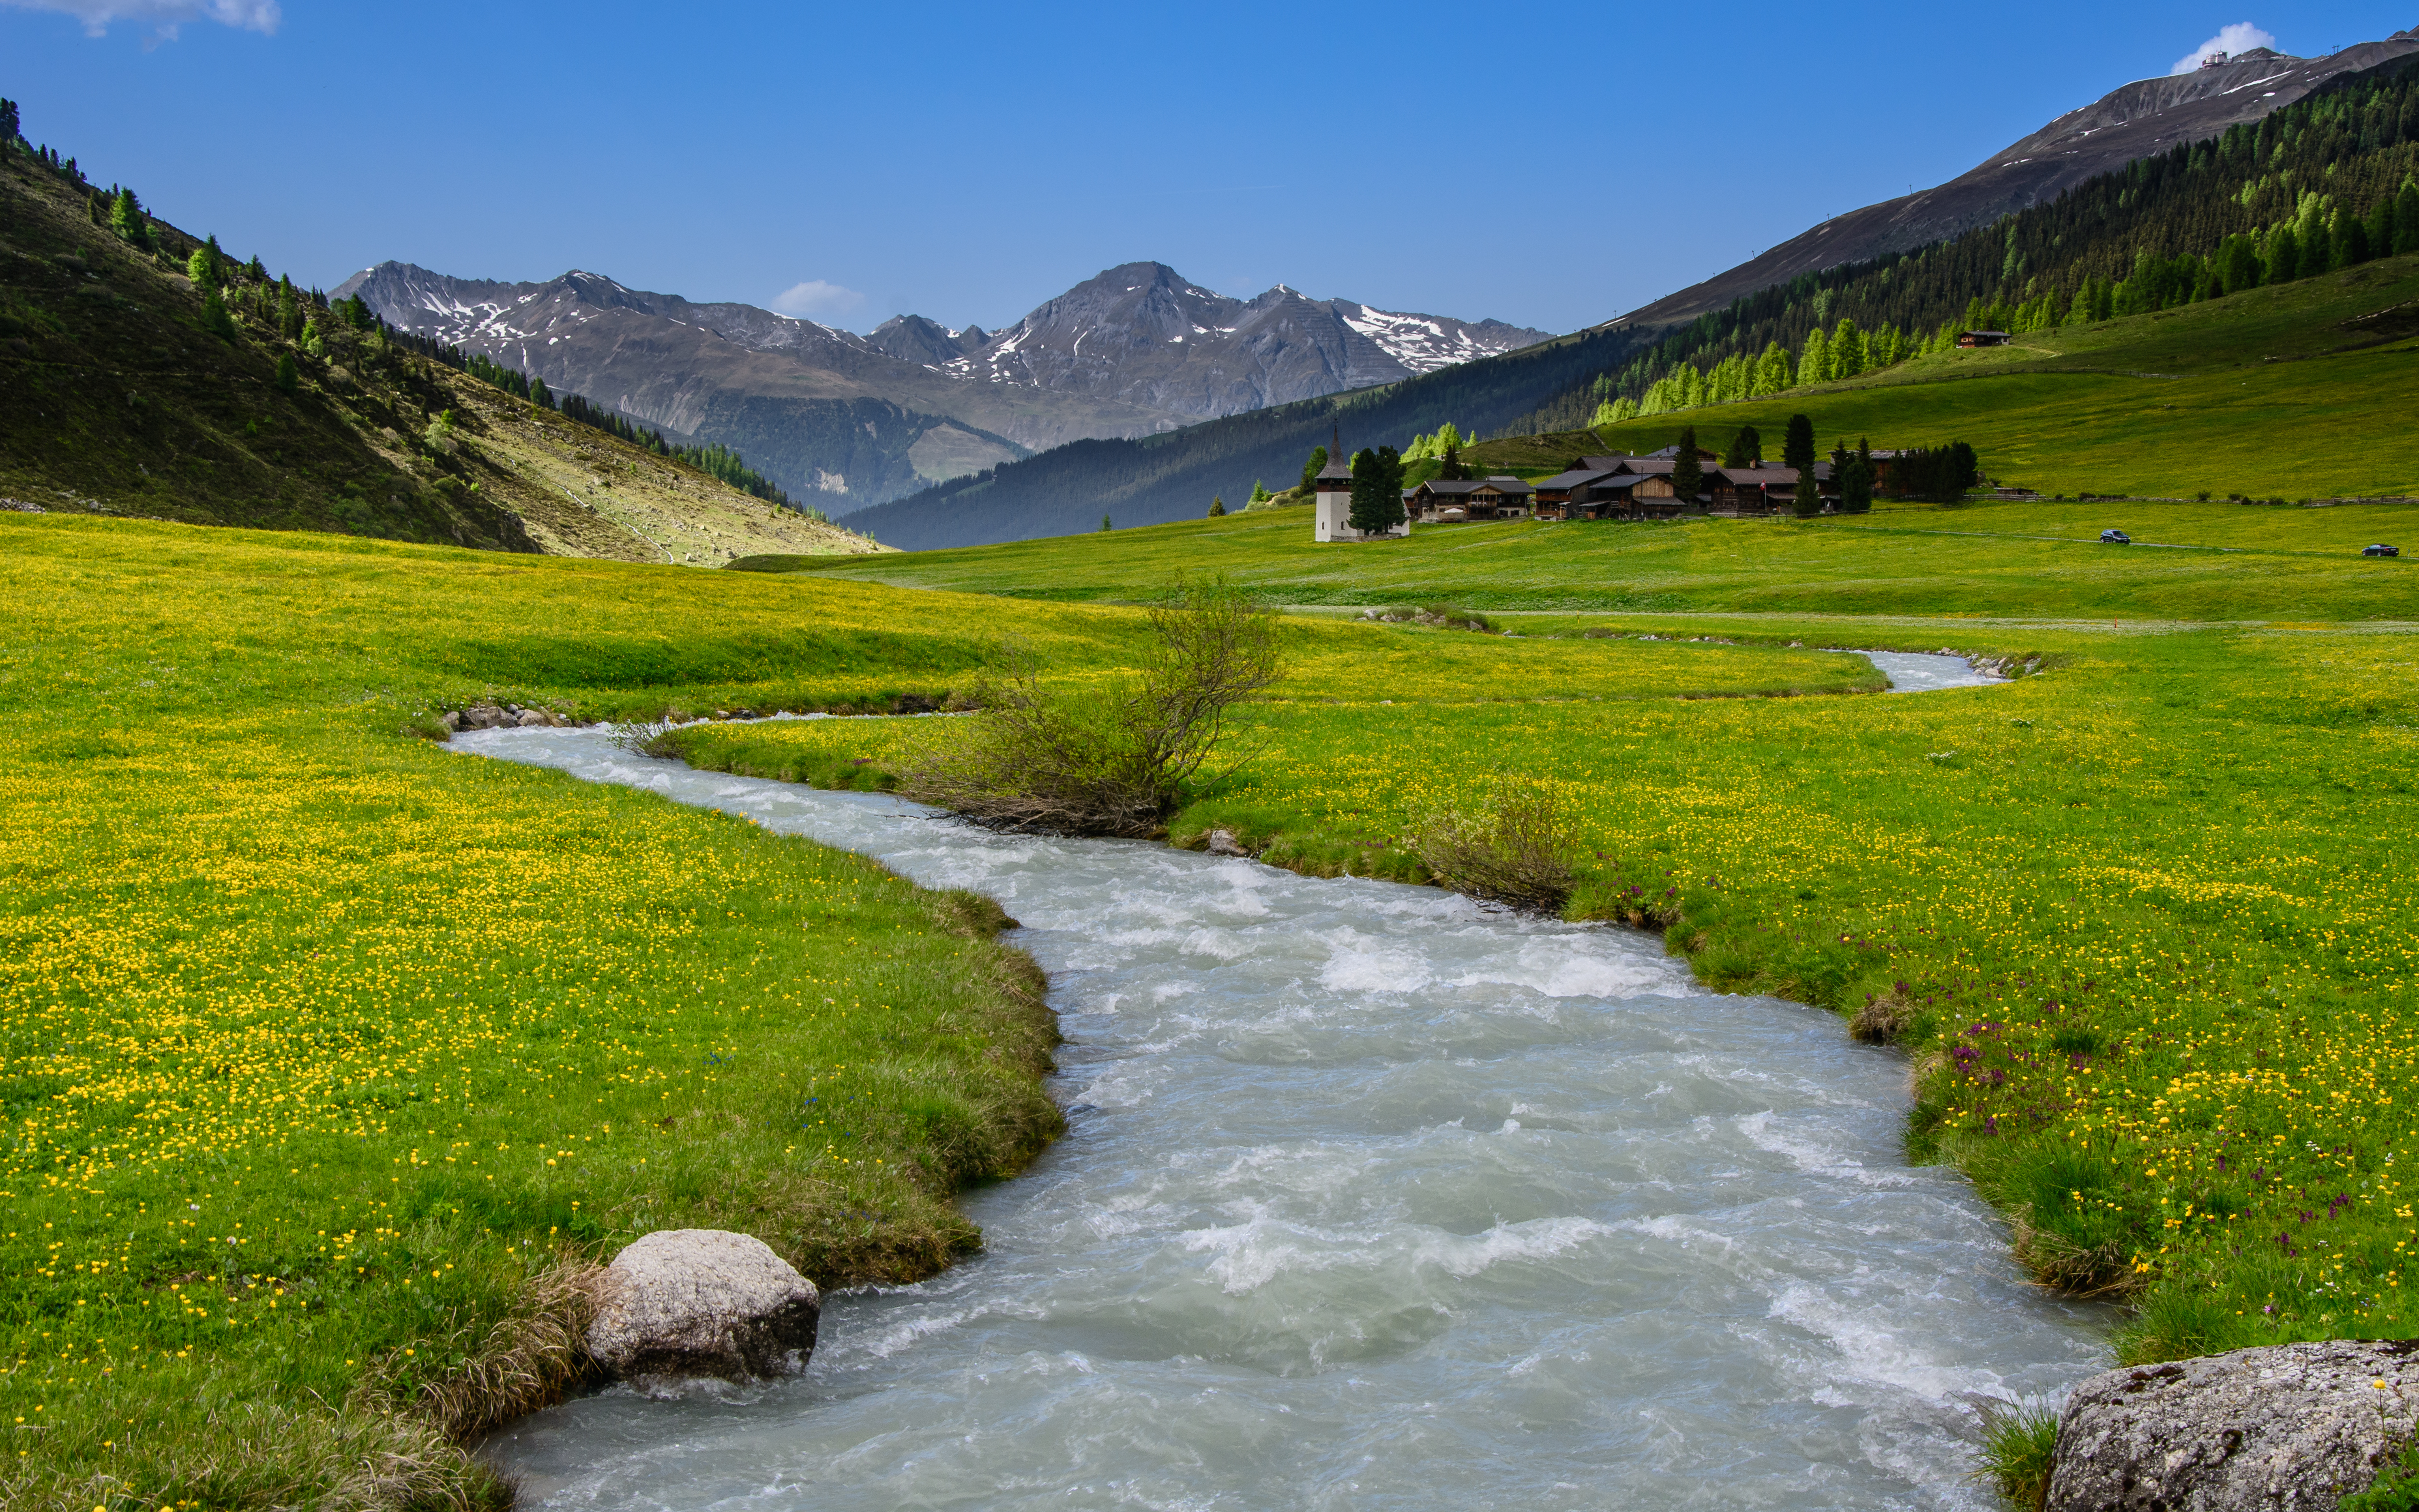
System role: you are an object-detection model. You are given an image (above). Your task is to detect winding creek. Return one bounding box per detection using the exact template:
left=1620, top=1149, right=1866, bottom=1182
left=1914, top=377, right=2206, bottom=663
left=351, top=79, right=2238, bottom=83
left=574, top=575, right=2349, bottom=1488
left=455, top=652, right=2112, bottom=1510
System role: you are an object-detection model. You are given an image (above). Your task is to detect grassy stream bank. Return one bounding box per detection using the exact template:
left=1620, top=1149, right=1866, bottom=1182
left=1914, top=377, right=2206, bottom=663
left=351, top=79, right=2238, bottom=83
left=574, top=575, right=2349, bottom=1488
left=668, top=609, right=2419, bottom=1373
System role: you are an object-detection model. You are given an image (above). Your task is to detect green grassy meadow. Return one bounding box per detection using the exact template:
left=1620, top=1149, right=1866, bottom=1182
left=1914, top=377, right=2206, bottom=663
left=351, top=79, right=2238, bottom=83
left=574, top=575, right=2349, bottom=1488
left=792, top=492, right=2415, bottom=619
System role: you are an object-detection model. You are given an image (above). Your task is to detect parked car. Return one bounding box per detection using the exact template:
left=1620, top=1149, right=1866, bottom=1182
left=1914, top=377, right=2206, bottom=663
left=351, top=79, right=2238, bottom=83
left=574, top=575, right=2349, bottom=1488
left=2099, top=528, right=2131, bottom=544
left=2363, top=543, right=2400, bottom=558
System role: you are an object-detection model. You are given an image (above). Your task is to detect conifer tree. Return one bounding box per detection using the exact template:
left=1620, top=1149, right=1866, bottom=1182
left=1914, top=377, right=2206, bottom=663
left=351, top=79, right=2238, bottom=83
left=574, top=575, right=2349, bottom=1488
left=273, top=352, right=299, bottom=394
left=1831, top=318, right=1865, bottom=380
left=2267, top=227, right=2301, bottom=284
left=108, top=187, right=149, bottom=249
left=187, top=235, right=227, bottom=290
left=1299, top=446, right=1327, bottom=492
left=2218, top=235, right=2261, bottom=293
left=1208, top=496, right=1227, bottom=517
left=2365, top=196, right=2395, bottom=264
left=1347, top=446, right=1406, bottom=534
left=1792, top=465, right=1821, bottom=518
left=1840, top=438, right=1874, bottom=514
left=530, top=378, right=554, bottom=410
left=1439, top=442, right=1467, bottom=481
left=199, top=287, right=235, bottom=341
left=1782, top=413, right=1816, bottom=473
left=1797, top=327, right=1829, bottom=387
left=1722, top=425, right=1761, bottom=468
left=1100, top=514, right=1112, bottom=531
left=2397, top=182, right=2419, bottom=256
left=1670, top=427, right=1704, bottom=503
left=0, top=98, right=18, bottom=144
left=2335, top=210, right=2370, bottom=269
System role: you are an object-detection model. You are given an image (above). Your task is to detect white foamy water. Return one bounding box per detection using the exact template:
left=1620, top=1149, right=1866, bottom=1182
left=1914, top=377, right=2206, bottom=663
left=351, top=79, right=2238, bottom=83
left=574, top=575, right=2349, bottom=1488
left=454, top=654, right=2097, bottom=1510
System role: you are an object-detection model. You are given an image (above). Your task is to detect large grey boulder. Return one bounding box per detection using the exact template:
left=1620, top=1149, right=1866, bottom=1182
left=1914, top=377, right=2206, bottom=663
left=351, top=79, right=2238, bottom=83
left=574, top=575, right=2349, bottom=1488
left=2047, top=1340, right=2419, bottom=1511
left=584, top=1229, right=820, bottom=1382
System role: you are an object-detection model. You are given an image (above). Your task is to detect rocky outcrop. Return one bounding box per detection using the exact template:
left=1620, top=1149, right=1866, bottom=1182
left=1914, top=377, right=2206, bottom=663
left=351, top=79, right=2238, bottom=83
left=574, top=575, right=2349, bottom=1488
left=584, top=1229, right=821, bottom=1383
left=442, top=702, right=570, bottom=732
left=2046, top=1340, right=2419, bottom=1511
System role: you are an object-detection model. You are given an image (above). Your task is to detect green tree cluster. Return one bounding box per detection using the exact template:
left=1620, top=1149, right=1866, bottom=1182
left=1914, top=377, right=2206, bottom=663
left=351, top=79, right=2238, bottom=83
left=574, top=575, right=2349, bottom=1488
left=1207, top=495, right=1227, bottom=517
left=107, top=187, right=150, bottom=251
left=185, top=234, right=224, bottom=290
left=1402, top=422, right=1466, bottom=461
left=1722, top=425, right=1762, bottom=467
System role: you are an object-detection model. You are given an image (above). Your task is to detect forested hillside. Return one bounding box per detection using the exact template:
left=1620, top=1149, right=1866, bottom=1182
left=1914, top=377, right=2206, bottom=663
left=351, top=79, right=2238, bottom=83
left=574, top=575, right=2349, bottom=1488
left=1517, top=50, right=2419, bottom=433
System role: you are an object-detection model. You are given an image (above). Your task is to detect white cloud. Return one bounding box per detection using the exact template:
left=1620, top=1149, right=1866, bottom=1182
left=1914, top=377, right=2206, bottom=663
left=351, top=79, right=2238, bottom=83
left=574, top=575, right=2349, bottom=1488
left=2172, top=21, right=2278, bottom=75
left=770, top=279, right=866, bottom=319
left=4, top=0, right=279, bottom=39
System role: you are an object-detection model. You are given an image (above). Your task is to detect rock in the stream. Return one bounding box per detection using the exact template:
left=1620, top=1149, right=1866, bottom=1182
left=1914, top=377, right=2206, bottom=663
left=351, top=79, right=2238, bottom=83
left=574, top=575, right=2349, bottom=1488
left=2046, top=1340, right=2419, bottom=1511
left=585, top=1229, right=820, bottom=1383
left=1205, top=829, right=1247, bottom=857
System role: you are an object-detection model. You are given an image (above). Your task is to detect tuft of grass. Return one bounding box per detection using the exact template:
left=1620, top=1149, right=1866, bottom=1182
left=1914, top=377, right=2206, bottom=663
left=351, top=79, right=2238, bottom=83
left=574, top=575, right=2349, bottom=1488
left=1976, top=1400, right=2062, bottom=1512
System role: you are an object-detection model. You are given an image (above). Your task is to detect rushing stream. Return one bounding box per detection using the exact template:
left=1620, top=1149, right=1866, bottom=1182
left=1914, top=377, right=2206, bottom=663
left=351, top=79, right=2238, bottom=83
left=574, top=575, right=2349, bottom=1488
left=456, top=653, right=2110, bottom=1510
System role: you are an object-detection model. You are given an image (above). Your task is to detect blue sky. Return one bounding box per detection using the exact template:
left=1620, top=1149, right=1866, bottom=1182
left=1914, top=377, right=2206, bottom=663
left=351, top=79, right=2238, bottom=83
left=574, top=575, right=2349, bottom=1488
left=2, top=2, right=2411, bottom=335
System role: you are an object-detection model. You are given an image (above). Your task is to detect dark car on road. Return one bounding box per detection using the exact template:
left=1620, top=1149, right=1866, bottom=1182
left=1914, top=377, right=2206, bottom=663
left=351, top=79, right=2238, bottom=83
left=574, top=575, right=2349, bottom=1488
left=2099, top=528, right=2131, bottom=544
left=2363, top=543, right=2400, bottom=558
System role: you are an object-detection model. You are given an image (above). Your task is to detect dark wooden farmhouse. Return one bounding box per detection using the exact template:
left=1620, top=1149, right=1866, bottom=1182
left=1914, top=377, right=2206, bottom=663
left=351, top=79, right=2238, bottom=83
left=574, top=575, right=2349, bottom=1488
left=1956, top=330, right=2011, bottom=347
left=1405, top=476, right=1536, bottom=522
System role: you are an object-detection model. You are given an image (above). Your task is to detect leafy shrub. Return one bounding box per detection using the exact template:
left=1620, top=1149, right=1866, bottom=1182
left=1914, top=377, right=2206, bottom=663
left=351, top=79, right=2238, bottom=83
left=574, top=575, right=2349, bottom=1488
left=1407, top=777, right=1576, bottom=912
left=902, top=579, right=1280, bottom=836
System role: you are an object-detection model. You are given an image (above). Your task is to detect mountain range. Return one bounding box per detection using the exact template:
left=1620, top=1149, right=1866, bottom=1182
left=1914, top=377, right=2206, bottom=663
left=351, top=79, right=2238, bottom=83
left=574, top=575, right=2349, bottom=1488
left=840, top=25, right=2419, bottom=550
left=333, top=260, right=1549, bottom=509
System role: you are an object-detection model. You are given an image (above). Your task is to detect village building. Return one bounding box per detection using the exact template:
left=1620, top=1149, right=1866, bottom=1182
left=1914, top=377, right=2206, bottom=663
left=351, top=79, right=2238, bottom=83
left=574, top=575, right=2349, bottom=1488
left=1956, top=330, right=2012, bottom=347
left=1707, top=465, right=1826, bottom=515
left=1530, top=467, right=1619, bottom=515
left=1403, top=476, right=1535, bottom=523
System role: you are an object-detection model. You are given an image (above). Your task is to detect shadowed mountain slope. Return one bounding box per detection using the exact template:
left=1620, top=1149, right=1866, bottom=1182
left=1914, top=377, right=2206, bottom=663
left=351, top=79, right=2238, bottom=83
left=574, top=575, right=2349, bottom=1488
left=1622, top=30, right=2419, bottom=328
left=0, top=132, right=877, bottom=562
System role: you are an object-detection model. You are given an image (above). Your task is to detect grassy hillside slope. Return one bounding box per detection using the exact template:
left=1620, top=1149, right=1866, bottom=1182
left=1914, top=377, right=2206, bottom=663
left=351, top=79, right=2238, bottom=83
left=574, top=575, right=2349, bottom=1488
left=0, top=134, right=877, bottom=563
left=1520, top=254, right=2419, bottom=501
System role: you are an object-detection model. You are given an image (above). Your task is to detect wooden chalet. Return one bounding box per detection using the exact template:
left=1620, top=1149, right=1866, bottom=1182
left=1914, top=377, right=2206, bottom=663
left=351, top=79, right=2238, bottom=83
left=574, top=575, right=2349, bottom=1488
left=1530, top=467, right=1618, bottom=519
left=1956, top=330, right=2011, bottom=347
left=1405, top=476, right=1535, bottom=522
left=1707, top=462, right=1838, bottom=516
